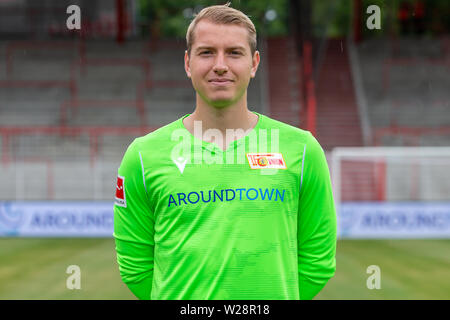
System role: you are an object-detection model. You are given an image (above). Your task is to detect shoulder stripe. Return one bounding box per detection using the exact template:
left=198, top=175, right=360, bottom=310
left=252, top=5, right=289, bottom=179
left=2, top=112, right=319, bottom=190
left=299, top=143, right=307, bottom=193
left=139, top=151, right=148, bottom=194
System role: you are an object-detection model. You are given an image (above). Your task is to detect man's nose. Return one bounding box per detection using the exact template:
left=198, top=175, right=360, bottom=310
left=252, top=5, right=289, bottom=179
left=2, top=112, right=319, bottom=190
left=213, top=53, right=228, bottom=74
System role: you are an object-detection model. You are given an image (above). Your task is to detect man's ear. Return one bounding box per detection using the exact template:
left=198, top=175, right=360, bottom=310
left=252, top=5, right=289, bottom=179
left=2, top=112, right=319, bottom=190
left=184, top=50, right=191, bottom=78
left=250, top=50, right=260, bottom=78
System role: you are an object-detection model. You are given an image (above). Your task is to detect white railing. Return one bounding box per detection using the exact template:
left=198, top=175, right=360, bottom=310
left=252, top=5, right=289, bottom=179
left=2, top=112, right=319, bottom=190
left=0, top=159, right=121, bottom=201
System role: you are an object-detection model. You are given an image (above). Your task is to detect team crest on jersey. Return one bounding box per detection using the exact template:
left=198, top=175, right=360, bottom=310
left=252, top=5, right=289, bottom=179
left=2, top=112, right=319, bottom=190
left=115, top=175, right=127, bottom=207
left=246, top=153, right=287, bottom=169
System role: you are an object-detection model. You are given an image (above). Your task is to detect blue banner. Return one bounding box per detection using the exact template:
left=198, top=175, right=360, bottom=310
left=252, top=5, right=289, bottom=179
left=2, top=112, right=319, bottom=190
left=339, top=202, right=450, bottom=238
left=2, top=201, right=450, bottom=238
left=0, top=202, right=114, bottom=237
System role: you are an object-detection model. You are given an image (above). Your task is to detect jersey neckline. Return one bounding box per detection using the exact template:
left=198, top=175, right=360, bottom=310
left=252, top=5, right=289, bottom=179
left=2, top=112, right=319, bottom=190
left=177, top=111, right=264, bottom=153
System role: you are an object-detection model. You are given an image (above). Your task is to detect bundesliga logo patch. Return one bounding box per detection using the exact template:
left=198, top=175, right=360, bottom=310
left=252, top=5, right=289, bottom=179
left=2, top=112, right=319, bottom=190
left=246, top=153, right=287, bottom=169
left=115, top=175, right=126, bottom=207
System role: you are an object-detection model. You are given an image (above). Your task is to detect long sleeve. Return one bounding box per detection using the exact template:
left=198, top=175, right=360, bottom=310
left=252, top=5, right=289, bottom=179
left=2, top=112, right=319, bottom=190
left=297, top=132, right=337, bottom=300
left=113, top=139, right=155, bottom=300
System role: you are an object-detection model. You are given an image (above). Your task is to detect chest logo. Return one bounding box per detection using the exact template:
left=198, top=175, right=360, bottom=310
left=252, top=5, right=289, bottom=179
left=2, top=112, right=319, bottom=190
left=246, top=153, right=287, bottom=169
left=173, top=156, right=188, bottom=174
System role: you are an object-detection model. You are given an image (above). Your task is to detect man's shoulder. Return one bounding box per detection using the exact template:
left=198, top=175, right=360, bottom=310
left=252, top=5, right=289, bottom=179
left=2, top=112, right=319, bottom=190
left=260, top=113, right=314, bottom=142
left=119, top=116, right=185, bottom=160
left=132, top=116, right=184, bottom=147
left=259, top=113, right=326, bottom=156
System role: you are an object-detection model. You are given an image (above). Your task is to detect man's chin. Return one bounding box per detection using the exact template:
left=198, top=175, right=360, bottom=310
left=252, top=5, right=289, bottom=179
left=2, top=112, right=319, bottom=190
left=198, top=91, right=245, bottom=108
left=204, top=97, right=235, bottom=109
left=210, top=100, right=234, bottom=108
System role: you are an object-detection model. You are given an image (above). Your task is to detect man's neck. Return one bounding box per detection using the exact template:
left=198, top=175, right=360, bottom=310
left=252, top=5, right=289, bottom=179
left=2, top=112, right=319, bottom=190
left=183, top=95, right=259, bottom=150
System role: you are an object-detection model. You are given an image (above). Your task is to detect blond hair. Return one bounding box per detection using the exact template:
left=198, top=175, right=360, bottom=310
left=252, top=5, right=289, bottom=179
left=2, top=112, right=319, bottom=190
left=186, top=3, right=257, bottom=56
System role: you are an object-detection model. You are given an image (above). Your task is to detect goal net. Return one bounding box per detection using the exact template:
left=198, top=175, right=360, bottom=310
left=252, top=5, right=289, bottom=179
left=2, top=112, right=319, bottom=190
left=330, top=147, right=450, bottom=239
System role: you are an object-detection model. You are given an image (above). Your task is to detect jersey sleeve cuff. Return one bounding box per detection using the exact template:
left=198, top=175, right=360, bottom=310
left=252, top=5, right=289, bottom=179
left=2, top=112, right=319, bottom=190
left=299, top=276, right=328, bottom=300
left=125, top=274, right=153, bottom=300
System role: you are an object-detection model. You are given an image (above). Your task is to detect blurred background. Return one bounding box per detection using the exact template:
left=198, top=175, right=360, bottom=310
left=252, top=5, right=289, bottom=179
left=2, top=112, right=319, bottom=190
left=0, top=0, right=449, bottom=299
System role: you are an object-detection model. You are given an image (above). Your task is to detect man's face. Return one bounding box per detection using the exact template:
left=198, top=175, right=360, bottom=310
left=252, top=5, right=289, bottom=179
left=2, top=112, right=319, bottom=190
left=185, top=20, right=260, bottom=108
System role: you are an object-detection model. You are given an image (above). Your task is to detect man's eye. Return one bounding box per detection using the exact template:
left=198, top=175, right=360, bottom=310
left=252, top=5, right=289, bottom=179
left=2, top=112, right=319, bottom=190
left=200, top=51, right=212, bottom=55
left=231, top=51, right=242, bottom=55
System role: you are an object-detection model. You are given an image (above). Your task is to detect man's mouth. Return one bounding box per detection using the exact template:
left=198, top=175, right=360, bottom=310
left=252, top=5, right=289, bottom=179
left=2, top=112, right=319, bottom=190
left=209, top=78, right=233, bottom=84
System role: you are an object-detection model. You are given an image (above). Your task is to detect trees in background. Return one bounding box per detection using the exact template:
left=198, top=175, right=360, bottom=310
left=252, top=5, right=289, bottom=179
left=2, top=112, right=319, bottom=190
left=137, top=0, right=288, bottom=40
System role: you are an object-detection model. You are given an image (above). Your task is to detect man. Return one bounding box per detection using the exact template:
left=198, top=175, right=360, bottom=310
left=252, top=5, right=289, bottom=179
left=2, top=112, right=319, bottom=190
left=114, top=4, right=336, bottom=300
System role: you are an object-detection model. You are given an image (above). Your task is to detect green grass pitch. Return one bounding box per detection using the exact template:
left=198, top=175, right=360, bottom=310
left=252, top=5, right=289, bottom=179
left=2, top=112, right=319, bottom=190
left=0, top=238, right=449, bottom=299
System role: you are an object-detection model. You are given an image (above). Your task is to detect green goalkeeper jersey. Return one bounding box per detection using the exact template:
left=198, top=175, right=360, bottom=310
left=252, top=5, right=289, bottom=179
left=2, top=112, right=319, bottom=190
left=113, top=111, right=337, bottom=300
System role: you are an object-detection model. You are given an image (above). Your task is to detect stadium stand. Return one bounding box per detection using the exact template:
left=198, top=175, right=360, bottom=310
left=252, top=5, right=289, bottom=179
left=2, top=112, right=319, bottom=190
left=357, top=36, right=450, bottom=146
left=266, top=37, right=302, bottom=128
left=315, top=38, right=364, bottom=150
left=0, top=34, right=448, bottom=201
left=0, top=37, right=265, bottom=200
left=338, top=36, right=449, bottom=202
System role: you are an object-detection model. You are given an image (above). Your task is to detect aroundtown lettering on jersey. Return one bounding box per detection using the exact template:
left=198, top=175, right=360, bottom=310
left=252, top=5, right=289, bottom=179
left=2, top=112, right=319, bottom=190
left=168, top=187, right=286, bottom=207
